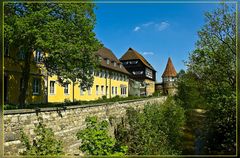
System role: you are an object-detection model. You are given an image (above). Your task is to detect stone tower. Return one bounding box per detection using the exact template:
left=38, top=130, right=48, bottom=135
left=162, top=57, right=177, bottom=95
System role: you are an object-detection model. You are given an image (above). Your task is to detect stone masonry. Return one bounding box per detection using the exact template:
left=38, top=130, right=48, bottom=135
left=4, top=97, right=166, bottom=156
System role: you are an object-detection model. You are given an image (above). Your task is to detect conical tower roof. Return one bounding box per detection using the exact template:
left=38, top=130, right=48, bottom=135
left=162, top=57, right=177, bottom=77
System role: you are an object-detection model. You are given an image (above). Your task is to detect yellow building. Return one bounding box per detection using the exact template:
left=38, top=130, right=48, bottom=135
left=4, top=46, right=47, bottom=105
left=4, top=46, right=130, bottom=105
left=47, top=47, right=130, bottom=103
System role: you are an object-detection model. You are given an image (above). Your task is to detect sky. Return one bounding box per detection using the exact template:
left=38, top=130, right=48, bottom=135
left=93, top=2, right=235, bottom=82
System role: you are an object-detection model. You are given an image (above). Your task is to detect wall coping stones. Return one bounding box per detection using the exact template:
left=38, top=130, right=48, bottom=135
left=4, top=97, right=164, bottom=115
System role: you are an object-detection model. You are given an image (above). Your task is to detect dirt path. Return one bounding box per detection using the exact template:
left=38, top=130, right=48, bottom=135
left=182, top=109, right=206, bottom=155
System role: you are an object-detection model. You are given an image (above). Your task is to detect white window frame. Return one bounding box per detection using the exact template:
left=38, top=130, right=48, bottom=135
left=112, top=86, right=114, bottom=95
left=33, top=78, right=40, bottom=95
left=35, top=50, right=43, bottom=63
left=88, top=87, right=92, bottom=95
left=106, top=59, right=110, bottom=64
left=64, top=83, right=69, bottom=95
left=50, top=81, right=55, bottom=95
left=80, top=87, right=84, bottom=96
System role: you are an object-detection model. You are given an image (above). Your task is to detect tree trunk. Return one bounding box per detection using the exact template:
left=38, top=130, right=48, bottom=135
left=19, top=49, right=32, bottom=108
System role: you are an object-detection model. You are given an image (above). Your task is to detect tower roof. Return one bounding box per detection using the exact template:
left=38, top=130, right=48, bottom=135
left=162, top=57, right=177, bottom=77
left=120, top=48, right=156, bottom=71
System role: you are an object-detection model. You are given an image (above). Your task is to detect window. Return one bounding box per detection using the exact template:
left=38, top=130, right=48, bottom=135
left=112, top=86, right=114, bottom=95
left=106, top=70, right=109, bottom=78
left=33, top=78, right=40, bottom=95
left=80, top=87, right=84, bottom=95
left=96, top=85, right=99, bottom=95
left=35, top=50, right=43, bottom=63
left=132, top=71, right=143, bottom=75
left=99, top=56, right=102, bottom=62
left=88, top=87, right=91, bottom=95
left=50, top=81, right=55, bottom=94
left=101, top=85, right=104, bottom=95
left=19, top=49, right=25, bottom=60
left=115, top=87, right=117, bottom=95
left=113, top=62, right=116, bottom=67
left=106, top=86, right=108, bottom=95
left=120, top=64, right=122, bottom=69
left=146, top=68, right=153, bottom=79
left=106, top=59, right=110, bottom=64
left=99, top=70, right=102, bottom=78
left=102, top=70, right=105, bottom=78
left=121, top=87, right=127, bottom=96
left=64, top=83, right=69, bottom=94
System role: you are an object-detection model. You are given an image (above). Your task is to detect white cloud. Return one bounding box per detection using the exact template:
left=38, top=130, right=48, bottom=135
left=142, top=22, right=154, bottom=27
left=142, top=52, right=154, bottom=55
left=133, top=21, right=170, bottom=32
left=155, top=21, right=170, bottom=31
left=133, top=26, right=141, bottom=32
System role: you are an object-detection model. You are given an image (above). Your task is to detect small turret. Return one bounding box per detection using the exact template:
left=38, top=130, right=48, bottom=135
left=162, top=57, right=177, bottom=95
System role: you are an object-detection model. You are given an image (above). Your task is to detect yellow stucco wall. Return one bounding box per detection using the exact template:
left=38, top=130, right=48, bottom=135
left=4, top=50, right=46, bottom=105
left=47, top=70, right=129, bottom=103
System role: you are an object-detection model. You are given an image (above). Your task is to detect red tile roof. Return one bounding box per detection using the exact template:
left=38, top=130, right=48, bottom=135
left=96, top=47, right=130, bottom=75
left=162, top=57, right=177, bottom=77
left=120, top=48, right=156, bottom=71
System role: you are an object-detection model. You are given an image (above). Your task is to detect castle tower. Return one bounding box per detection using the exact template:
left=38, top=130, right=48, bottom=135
left=162, top=57, right=177, bottom=95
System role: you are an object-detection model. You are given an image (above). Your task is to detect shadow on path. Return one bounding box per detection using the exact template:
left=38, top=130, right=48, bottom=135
left=182, top=108, right=206, bottom=155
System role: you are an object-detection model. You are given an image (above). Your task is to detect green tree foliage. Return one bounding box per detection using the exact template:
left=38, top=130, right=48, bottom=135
left=4, top=2, right=102, bottom=106
left=182, top=4, right=236, bottom=154
left=76, top=116, right=128, bottom=156
left=115, top=97, right=185, bottom=155
left=175, top=70, right=205, bottom=109
left=20, top=117, right=64, bottom=156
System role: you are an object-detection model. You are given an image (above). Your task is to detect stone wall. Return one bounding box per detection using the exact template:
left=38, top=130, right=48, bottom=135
left=4, top=97, right=166, bottom=156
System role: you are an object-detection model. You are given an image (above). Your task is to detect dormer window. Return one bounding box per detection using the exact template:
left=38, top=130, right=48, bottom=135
left=98, top=56, right=102, bottom=61
left=113, top=62, right=116, bottom=67
left=120, top=64, right=122, bottom=68
left=106, top=59, right=110, bottom=64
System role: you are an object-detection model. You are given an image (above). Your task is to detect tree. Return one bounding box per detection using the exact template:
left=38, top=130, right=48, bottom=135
left=4, top=2, right=102, bottom=107
left=76, top=116, right=128, bottom=156
left=20, top=117, right=64, bottom=156
left=115, top=97, right=185, bottom=155
left=186, top=4, right=236, bottom=154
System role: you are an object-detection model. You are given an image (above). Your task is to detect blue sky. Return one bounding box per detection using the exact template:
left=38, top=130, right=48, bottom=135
left=93, top=2, right=235, bottom=82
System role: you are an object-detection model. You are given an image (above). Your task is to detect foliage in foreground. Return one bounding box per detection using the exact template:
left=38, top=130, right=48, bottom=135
left=76, top=116, right=128, bottom=156
left=115, top=97, right=185, bottom=155
left=20, top=117, right=64, bottom=156
left=177, top=4, right=236, bottom=154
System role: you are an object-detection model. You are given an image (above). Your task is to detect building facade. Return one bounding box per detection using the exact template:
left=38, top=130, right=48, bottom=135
left=4, top=46, right=129, bottom=105
left=120, top=48, right=156, bottom=96
left=47, top=47, right=130, bottom=103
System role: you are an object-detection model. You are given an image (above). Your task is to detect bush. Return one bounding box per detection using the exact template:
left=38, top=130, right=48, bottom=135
left=20, top=117, right=64, bottom=156
left=115, top=97, right=185, bottom=155
left=76, top=116, right=127, bottom=156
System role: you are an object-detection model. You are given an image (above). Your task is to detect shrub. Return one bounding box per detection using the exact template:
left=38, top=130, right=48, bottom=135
left=20, top=117, right=64, bottom=156
left=115, top=97, right=185, bottom=155
left=76, top=116, right=127, bottom=156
